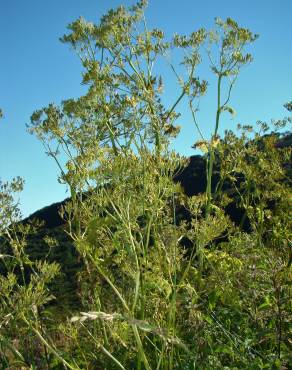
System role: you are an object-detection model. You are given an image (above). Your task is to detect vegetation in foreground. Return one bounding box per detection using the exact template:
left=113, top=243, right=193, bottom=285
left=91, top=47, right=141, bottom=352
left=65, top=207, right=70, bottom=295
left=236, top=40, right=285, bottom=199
left=1, top=2, right=291, bottom=369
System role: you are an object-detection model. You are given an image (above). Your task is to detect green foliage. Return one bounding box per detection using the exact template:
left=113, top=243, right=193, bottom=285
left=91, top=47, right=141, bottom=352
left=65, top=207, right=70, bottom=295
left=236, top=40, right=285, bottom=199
left=0, top=177, right=24, bottom=232
left=1, top=2, right=291, bottom=369
left=0, top=179, right=61, bottom=368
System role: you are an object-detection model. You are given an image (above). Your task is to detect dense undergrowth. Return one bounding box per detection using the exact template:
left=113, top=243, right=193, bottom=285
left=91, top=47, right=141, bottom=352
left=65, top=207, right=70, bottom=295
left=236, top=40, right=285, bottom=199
left=1, top=2, right=291, bottom=369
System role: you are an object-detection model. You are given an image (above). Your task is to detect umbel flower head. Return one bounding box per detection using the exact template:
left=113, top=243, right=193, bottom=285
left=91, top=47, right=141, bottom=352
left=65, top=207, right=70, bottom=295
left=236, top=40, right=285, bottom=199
left=192, top=135, right=220, bottom=153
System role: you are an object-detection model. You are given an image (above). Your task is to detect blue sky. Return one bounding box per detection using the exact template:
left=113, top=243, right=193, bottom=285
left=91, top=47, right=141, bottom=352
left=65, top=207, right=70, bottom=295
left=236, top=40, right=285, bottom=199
left=0, top=0, right=291, bottom=218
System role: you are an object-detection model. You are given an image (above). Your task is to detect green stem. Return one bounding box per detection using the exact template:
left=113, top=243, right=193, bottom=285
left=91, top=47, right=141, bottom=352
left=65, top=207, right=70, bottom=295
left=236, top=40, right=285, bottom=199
left=165, top=88, right=186, bottom=122
left=132, top=325, right=151, bottom=370
left=90, top=254, right=150, bottom=370
left=22, top=316, right=80, bottom=370
left=206, top=74, right=222, bottom=217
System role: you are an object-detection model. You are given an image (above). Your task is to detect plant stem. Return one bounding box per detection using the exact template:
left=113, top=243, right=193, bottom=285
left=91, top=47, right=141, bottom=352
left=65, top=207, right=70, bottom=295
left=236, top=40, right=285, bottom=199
left=206, top=74, right=222, bottom=217
left=22, top=316, right=80, bottom=370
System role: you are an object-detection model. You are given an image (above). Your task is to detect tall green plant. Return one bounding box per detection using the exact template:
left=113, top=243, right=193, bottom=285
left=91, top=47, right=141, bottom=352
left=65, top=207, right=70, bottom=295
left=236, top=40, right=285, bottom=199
left=204, top=18, right=258, bottom=216
left=25, top=2, right=292, bottom=369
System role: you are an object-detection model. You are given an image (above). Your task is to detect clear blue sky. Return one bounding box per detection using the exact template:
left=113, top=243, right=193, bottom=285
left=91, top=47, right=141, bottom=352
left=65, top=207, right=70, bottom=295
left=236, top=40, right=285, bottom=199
left=0, top=0, right=291, bottom=218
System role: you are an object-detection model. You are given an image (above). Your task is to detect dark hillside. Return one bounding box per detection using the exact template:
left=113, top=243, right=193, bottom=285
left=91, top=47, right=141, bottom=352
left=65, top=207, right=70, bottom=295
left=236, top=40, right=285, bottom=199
left=23, top=197, right=70, bottom=228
